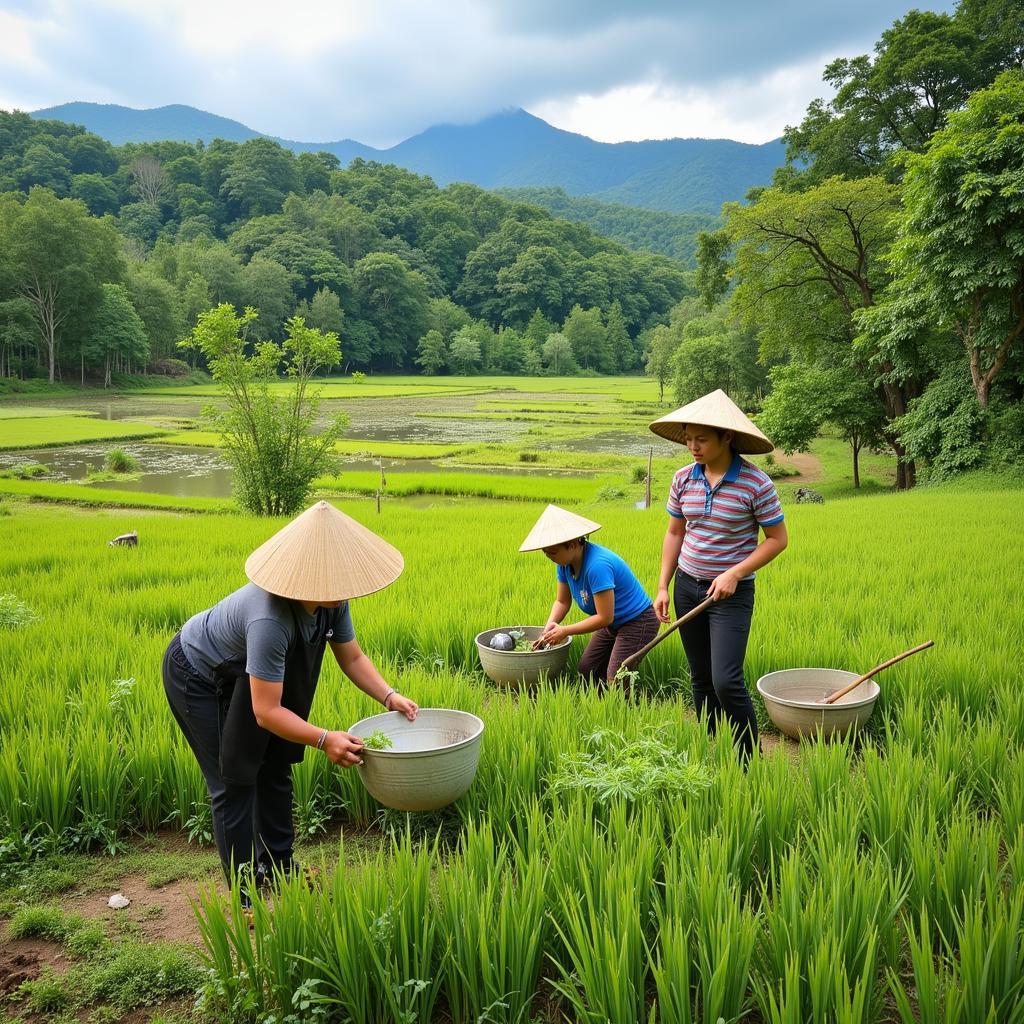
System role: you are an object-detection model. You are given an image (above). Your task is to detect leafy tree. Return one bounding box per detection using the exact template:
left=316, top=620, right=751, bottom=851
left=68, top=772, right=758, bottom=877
left=496, top=245, right=567, bottom=324
left=604, top=301, right=634, bottom=371
left=448, top=326, right=482, bottom=374
left=184, top=305, right=345, bottom=515
left=543, top=331, right=576, bottom=376
left=295, top=287, right=345, bottom=342
left=71, top=173, right=120, bottom=216
left=563, top=304, right=611, bottom=372
left=1, top=188, right=124, bottom=382
left=759, top=363, right=887, bottom=487
left=725, top=175, right=924, bottom=486
left=18, top=144, right=72, bottom=194
left=241, top=255, right=297, bottom=340
left=645, top=324, right=681, bottom=402
left=353, top=252, right=430, bottom=367
left=127, top=267, right=184, bottom=361
left=82, top=283, right=149, bottom=386
left=524, top=308, right=556, bottom=351
left=416, top=329, right=447, bottom=374
left=695, top=230, right=731, bottom=310
left=426, top=296, right=471, bottom=344
left=220, top=138, right=300, bottom=219
left=780, top=3, right=1021, bottom=184
left=865, top=70, right=1024, bottom=408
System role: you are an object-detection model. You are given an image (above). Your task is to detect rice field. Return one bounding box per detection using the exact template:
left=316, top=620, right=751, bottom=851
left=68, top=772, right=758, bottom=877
left=0, top=414, right=169, bottom=450
left=1, top=478, right=1023, bottom=1021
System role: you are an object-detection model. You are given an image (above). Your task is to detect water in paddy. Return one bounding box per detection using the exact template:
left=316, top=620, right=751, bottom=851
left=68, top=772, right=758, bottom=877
left=0, top=389, right=679, bottom=498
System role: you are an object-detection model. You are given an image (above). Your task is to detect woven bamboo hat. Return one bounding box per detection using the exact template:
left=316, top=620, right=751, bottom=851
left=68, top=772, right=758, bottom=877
left=245, top=501, right=404, bottom=601
left=649, top=388, right=774, bottom=455
left=519, top=504, right=602, bottom=552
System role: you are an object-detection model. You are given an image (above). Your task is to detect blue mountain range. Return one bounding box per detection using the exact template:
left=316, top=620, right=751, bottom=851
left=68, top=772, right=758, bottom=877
left=31, top=101, right=786, bottom=214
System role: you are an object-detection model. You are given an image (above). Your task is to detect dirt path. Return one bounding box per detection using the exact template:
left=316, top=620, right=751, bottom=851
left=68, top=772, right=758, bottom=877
left=776, top=450, right=822, bottom=482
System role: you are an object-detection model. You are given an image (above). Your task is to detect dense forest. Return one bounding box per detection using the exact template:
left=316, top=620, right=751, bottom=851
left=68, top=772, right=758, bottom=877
left=651, top=0, right=1023, bottom=486
left=497, top=187, right=718, bottom=264
left=0, top=118, right=691, bottom=382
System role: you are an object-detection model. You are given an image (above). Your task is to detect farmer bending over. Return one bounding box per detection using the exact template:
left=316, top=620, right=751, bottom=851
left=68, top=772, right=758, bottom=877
left=162, top=501, right=417, bottom=903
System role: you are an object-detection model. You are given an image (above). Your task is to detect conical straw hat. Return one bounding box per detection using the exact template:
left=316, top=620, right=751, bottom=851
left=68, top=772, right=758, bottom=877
left=245, top=501, right=404, bottom=602
left=519, top=505, right=602, bottom=552
left=649, top=389, right=774, bottom=455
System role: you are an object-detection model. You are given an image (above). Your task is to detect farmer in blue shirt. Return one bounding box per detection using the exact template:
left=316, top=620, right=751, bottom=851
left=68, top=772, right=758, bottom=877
left=520, top=505, right=658, bottom=687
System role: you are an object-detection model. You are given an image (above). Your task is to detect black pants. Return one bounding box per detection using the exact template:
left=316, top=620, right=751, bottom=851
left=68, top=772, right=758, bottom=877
left=162, top=634, right=294, bottom=888
left=674, top=571, right=757, bottom=762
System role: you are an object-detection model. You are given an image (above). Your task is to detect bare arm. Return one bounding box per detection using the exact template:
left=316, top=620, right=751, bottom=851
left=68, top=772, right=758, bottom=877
left=249, top=676, right=364, bottom=766
left=655, top=517, right=686, bottom=622
left=545, top=581, right=573, bottom=628
left=331, top=638, right=418, bottom=719
left=541, top=588, right=614, bottom=644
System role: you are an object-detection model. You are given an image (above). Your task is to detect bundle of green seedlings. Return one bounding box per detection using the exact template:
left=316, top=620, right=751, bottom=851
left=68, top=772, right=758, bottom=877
left=362, top=730, right=394, bottom=750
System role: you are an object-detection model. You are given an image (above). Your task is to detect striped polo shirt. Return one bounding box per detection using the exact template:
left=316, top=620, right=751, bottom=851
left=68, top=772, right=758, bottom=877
left=667, top=454, right=784, bottom=580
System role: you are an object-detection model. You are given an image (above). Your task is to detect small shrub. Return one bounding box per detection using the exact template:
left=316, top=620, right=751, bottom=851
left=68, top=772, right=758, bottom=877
left=518, top=451, right=540, bottom=463
left=631, top=464, right=648, bottom=483
left=351, top=371, right=366, bottom=382
left=104, top=449, right=139, bottom=474
left=11, top=462, right=49, bottom=479
left=595, top=483, right=628, bottom=501
left=18, top=969, right=70, bottom=1014
left=8, top=905, right=79, bottom=942
left=84, top=943, right=204, bottom=1009
left=148, top=357, right=190, bottom=377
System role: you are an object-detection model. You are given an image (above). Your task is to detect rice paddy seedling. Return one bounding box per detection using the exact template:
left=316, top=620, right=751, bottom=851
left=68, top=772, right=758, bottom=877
left=362, top=729, right=394, bottom=749
left=0, top=414, right=169, bottom=450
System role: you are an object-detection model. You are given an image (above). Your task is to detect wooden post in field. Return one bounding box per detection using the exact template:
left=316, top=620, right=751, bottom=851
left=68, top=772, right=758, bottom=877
left=645, top=447, right=653, bottom=509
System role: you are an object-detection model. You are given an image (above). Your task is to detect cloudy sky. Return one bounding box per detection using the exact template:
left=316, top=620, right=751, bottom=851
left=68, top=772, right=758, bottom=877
left=1, top=0, right=955, bottom=147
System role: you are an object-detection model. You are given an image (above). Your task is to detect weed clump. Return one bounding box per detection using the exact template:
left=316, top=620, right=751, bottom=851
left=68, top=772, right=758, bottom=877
left=104, top=448, right=139, bottom=473
left=0, top=593, right=37, bottom=629
left=549, top=728, right=712, bottom=802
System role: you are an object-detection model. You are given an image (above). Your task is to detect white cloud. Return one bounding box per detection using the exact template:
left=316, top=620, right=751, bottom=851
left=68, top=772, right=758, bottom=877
left=0, top=0, right=958, bottom=144
left=531, top=57, right=836, bottom=145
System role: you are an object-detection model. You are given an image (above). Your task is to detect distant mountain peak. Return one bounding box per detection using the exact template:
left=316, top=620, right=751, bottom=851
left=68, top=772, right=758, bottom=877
left=28, top=100, right=785, bottom=213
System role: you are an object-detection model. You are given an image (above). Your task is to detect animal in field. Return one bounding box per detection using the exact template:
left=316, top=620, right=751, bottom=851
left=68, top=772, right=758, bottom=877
left=108, top=531, right=138, bottom=547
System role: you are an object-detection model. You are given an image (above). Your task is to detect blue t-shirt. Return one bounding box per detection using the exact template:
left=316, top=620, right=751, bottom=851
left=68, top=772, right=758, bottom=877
left=556, top=542, right=651, bottom=630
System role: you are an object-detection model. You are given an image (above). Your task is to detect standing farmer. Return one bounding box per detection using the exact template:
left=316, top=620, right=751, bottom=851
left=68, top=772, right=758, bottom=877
left=521, top=505, right=659, bottom=688
left=162, top=501, right=417, bottom=898
left=651, top=391, right=788, bottom=761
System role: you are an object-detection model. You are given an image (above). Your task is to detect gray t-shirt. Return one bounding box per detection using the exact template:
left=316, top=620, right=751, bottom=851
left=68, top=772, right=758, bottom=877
left=179, top=582, right=355, bottom=684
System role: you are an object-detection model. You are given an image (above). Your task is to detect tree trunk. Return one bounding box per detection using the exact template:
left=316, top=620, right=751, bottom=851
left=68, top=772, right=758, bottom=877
left=879, top=379, right=917, bottom=490
left=852, top=438, right=861, bottom=489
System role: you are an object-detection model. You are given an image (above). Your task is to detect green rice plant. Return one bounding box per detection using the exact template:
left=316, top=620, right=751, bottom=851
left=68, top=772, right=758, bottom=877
left=753, top=844, right=906, bottom=1024
left=654, top=831, right=759, bottom=1023
left=904, top=804, right=1004, bottom=951
left=438, top=824, right=547, bottom=1024
left=0, top=414, right=168, bottom=450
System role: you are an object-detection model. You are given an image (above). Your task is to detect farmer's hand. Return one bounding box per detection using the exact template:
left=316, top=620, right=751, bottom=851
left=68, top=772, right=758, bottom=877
left=389, top=694, right=419, bottom=720
left=541, top=623, right=569, bottom=646
left=323, top=730, right=365, bottom=767
left=707, top=570, right=739, bottom=601
left=654, top=587, right=671, bottom=623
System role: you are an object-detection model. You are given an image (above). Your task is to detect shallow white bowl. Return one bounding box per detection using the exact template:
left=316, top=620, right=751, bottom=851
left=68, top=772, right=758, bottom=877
left=756, top=668, right=880, bottom=740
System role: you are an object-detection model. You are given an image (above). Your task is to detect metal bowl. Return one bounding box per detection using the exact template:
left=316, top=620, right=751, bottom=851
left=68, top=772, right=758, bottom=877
left=474, top=625, right=573, bottom=688
left=756, top=668, right=880, bottom=740
left=348, top=708, right=484, bottom=811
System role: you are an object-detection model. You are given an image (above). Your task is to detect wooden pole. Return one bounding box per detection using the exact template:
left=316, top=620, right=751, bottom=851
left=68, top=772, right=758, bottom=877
left=820, top=640, right=934, bottom=705
left=645, top=446, right=653, bottom=509
left=619, top=595, right=717, bottom=672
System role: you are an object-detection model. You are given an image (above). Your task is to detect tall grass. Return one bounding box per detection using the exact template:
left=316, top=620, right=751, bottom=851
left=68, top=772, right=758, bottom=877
left=1, top=484, right=1023, bottom=1018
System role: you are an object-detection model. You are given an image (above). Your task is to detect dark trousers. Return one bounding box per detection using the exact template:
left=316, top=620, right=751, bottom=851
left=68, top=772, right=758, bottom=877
left=674, top=571, right=758, bottom=762
left=162, top=634, right=294, bottom=888
left=578, top=605, right=661, bottom=687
